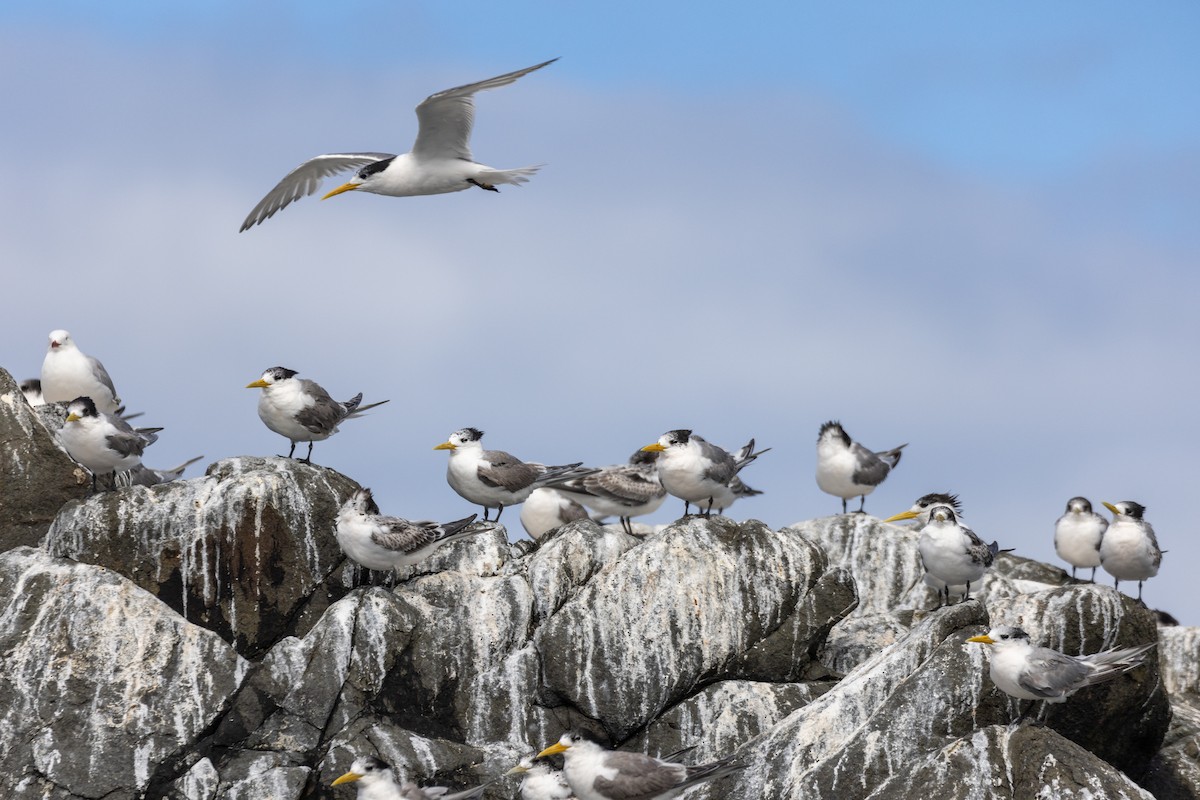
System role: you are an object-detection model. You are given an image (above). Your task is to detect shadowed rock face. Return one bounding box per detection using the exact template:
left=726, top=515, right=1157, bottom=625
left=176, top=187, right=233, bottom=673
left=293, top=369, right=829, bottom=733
left=0, top=368, right=90, bottom=550
left=0, top=408, right=1191, bottom=800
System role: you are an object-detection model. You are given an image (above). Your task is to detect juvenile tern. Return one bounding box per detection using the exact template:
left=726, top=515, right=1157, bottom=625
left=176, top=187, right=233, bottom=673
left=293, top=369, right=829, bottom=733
left=335, top=488, right=480, bottom=574
left=520, top=488, right=590, bottom=541
left=885, top=492, right=969, bottom=599
left=58, top=396, right=161, bottom=492
left=332, top=755, right=486, bottom=799
left=967, top=625, right=1155, bottom=723
left=815, top=421, right=905, bottom=514
left=536, top=732, right=742, bottom=800
left=506, top=757, right=574, bottom=800
left=917, top=504, right=1001, bottom=605
left=125, top=455, right=205, bottom=487
left=435, top=427, right=592, bottom=522
left=40, top=330, right=122, bottom=414
left=240, top=59, right=557, bottom=231
left=554, top=449, right=667, bottom=535
left=1054, top=497, right=1107, bottom=582
left=1099, top=501, right=1162, bottom=602
left=641, top=430, right=765, bottom=517
left=19, top=378, right=44, bottom=406
left=247, top=367, right=389, bottom=463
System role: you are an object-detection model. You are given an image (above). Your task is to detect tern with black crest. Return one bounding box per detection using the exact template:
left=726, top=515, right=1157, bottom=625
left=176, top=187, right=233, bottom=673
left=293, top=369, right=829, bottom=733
left=815, top=421, right=905, bottom=514
left=58, top=396, right=161, bottom=492
left=331, top=755, right=486, bottom=799
left=241, top=59, right=556, bottom=230
left=1099, top=501, right=1161, bottom=602
left=641, top=430, right=765, bottom=517
left=917, top=503, right=1001, bottom=604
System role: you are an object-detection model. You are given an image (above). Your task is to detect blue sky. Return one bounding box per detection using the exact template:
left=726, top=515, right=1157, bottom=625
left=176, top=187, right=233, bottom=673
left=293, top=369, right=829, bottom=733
left=2, top=3, right=1198, bottom=620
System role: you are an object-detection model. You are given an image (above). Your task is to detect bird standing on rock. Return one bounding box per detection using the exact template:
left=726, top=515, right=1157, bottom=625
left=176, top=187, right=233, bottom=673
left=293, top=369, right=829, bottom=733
left=916, top=504, right=1001, bottom=605
left=554, top=448, right=667, bottom=535
left=58, top=396, right=161, bottom=492
left=1099, top=501, right=1161, bottom=602
left=642, top=430, right=765, bottom=517
left=335, top=488, right=480, bottom=577
left=967, top=625, right=1155, bottom=724
left=240, top=59, right=557, bottom=230
left=815, top=421, right=905, bottom=514
left=247, top=366, right=389, bottom=464
left=331, top=755, right=486, bottom=799
left=41, top=329, right=122, bottom=414
left=1054, top=497, right=1107, bottom=582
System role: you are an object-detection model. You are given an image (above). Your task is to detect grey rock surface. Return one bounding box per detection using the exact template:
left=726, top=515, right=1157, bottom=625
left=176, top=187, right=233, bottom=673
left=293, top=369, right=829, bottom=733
left=0, top=367, right=90, bottom=550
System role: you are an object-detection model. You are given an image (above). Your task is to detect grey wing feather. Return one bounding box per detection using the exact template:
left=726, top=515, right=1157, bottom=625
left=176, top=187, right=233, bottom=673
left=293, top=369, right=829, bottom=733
left=370, top=518, right=439, bottom=554
left=962, top=524, right=996, bottom=567
left=105, top=416, right=158, bottom=458
left=696, top=438, right=737, bottom=484
left=412, top=59, right=557, bottom=161
left=592, top=752, right=687, bottom=799
left=1018, top=648, right=1091, bottom=699
left=240, top=152, right=397, bottom=231
left=477, top=450, right=541, bottom=492
left=850, top=442, right=891, bottom=486
left=292, top=379, right=348, bottom=435
left=585, top=465, right=666, bottom=505
left=87, top=355, right=119, bottom=401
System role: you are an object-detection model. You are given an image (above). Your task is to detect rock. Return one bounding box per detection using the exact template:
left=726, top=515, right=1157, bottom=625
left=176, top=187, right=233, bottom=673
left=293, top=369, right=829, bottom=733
left=44, top=456, right=362, bottom=656
left=0, top=367, right=90, bottom=550
left=1141, top=698, right=1200, bottom=800
left=535, top=516, right=855, bottom=740
left=0, top=547, right=249, bottom=799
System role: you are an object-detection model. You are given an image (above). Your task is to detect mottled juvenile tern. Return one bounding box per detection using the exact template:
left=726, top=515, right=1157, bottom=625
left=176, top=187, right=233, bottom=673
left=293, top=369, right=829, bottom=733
left=41, top=330, right=122, bottom=414
left=435, top=427, right=593, bottom=522
left=917, top=504, right=1001, bottom=605
left=520, top=488, right=590, bottom=541
left=642, top=430, right=764, bottom=517
left=537, top=732, right=742, bottom=800
left=19, top=378, right=44, bottom=406
left=815, top=421, right=905, bottom=514
left=1099, top=501, right=1162, bottom=602
left=967, top=625, right=1154, bottom=723
left=58, top=396, right=161, bottom=492
left=555, top=449, right=666, bottom=535
left=506, top=757, right=573, bottom=800
left=336, top=488, right=480, bottom=574
left=1054, top=497, right=1107, bottom=582
left=332, top=755, right=486, bottom=799
left=241, top=59, right=557, bottom=231
left=247, top=367, right=389, bottom=463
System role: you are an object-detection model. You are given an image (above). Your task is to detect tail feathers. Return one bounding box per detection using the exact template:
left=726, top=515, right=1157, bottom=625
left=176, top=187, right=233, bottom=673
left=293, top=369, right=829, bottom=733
left=136, top=427, right=164, bottom=446
left=479, top=165, right=542, bottom=186
left=436, top=514, right=480, bottom=542
left=1083, top=642, right=1156, bottom=685
left=733, top=438, right=772, bottom=472
left=345, top=397, right=391, bottom=418
left=876, top=443, right=907, bottom=469
left=537, top=463, right=599, bottom=488
left=679, top=755, right=746, bottom=792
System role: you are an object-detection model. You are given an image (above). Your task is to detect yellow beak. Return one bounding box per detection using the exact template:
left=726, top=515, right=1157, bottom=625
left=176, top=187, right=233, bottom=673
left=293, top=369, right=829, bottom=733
left=246, top=379, right=270, bottom=388
left=331, top=771, right=363, bottom=786
left=65, top=413, right=81, bottom=422
left=433, top=442, right=456, bottom=451
left=536, top=742, right=569, bottom=758
left=322, top=182, right=360, bottom=200
left=641, top=443, right=666, bottom=452
left=1102, top=502, right=1119, bottom=515
left=966, top=635, right=995, bottom=644
left=883, top=510, right=918, bottom=523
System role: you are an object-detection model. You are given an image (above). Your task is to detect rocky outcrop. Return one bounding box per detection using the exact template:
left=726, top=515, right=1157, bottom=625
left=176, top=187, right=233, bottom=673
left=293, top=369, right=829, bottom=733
left=0, top=401, right=1193, bottom=799
left=0, top=368, right=90, bottom=550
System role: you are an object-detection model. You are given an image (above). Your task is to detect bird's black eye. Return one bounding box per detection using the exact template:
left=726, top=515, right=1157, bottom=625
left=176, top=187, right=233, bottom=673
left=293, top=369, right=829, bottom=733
left=1000, top=634, right=1009, bottom=640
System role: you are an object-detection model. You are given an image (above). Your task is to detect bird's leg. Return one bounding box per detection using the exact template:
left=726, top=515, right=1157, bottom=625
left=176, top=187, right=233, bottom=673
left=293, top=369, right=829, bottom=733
left=963, top=581, right=972, bottom=602
left=287, top=441, right=296, bottom=459
left=704, top=497, right=714, bottom=518
left=1137, top=581, right=1145, bottom=604
left=1089, top=567, right=1096, bottom=583
left=467, top=178, right=499, bottom=192
left=482, top=507, right=491, bottom=522
left=1012, top=700, right=1037, bottom=726
left=858, top=495, right=866, bottom=513
left=683, top=501, right=690, bottom=516
left=1071, top=566, right=1077, bottom=580
left=300, top=442, right=314, bottom=464
left=841, top=498, right=848, bottom=515
left=495, top=504, right=505, bottom=522
left=621, top=517, right=632, bottom=536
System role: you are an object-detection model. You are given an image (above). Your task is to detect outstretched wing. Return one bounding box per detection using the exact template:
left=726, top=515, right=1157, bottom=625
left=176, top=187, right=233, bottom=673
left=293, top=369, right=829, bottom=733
left=240, top=152, right=396, bottom=230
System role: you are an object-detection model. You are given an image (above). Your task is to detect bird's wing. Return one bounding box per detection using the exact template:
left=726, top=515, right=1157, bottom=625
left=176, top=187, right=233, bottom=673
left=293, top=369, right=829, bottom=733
left=1018, top=648, right=1090, bottom=699
left=696, top=439, right=737, bottom=484
left=850, top=442, right=890, bottom=486
left=591, top=752, right=686, bottom=798
left=585, top=465, right=665, bottom=505
left=240, top=152, right=396, bottom=231
left=86, top=355, right=119, bottom=400
left=104, top=425, right=153, bottom=459
left=292, top=379, right=348, bottom=435
left=961, top=524, right=996, bottom=567
left=370, top=518, right=438, bottom=555
left=477, top=450, right=540, bottom=492
left=411, top=59, right=557, bottom=161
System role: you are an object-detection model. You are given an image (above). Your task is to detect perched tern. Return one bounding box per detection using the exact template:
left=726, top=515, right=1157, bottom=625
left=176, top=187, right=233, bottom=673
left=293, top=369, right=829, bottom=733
left=1054, top=497, right=1108, bottom=582
left=917, top=504, right=1001, bottom=604
left=435, top=427, right=592, bottom=522
left=506, top=757, right=573, bottom=800
left=641, top=430, right=765, bottom=517
left=240, top=59, right=557, bottom=231
left=536, top=732, right=742, bottom=800
left=247, top=367, right=389, bottom=463
left=967, top=625, right=1155, bottom=723
left=335, top=488, right=480, bottom=575
left=125, top=455, right=205, bottom=487
left=710, top=439, right=770, bottom=514
left=885, top=492, right=970, bottom=599
left=331, top=755, right=486, bottom=800
left=41, top=330, right=121, bottom=414
left=815, top=421, right=905, bottom=514
left=520, top=488, right=590, bottom=541
left=19, top=378, right=44, bottom=406
left=58, top=397, right=161, bottom=492
left=1099, top=501, right=1162, bottom=602
left=554, top=449, right=667, bottom=535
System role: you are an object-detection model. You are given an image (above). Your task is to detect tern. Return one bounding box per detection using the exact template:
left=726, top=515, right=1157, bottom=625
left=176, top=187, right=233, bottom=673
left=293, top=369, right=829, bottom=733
left=1054, top=497, right=1107, bottom=582
left=917, top=504, right=1002, bottom=605
left=520, top=488, right=590, bottom=541
left=241, top=59, right=557, bottom=230
left=554, top=449, right=667, bottom=535
left=332, top=755, right=486, bottom=799
left=815, top=421, right=905, bottom=514
left=506, top=757, right=574, bottom=800
left=58, top=396, right=161, bottom=492
left=1099, top=501, right=1162, bottom=602
left=335, top=488, right=480, bottom=576
left=642, top=430, right=765, bottom=517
